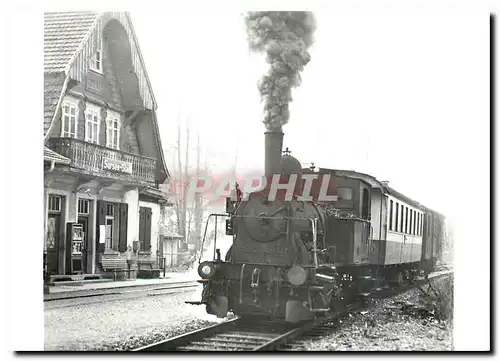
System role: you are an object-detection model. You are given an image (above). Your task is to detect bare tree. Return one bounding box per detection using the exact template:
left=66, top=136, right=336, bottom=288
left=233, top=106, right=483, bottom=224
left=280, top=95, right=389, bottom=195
left=194, top=134, right=203, bottom=250
left=164, top=117, right=239, bottom=265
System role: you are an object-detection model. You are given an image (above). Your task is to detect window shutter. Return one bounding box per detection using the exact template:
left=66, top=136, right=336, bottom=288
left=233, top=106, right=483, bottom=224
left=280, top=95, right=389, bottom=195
left=138, top=207, right=146, bottom=251
left=118, top=203, right=128, bottom=252
left=144, top=208, right=152, bottom=253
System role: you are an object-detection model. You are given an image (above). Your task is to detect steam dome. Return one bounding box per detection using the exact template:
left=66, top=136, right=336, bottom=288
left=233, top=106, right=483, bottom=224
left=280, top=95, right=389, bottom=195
left=281, top=154, right=302, bottom=176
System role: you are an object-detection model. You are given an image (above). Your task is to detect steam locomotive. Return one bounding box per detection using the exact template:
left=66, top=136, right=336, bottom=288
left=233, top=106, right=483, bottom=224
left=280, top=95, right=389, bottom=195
left=188, top=131, right=445, bottom=323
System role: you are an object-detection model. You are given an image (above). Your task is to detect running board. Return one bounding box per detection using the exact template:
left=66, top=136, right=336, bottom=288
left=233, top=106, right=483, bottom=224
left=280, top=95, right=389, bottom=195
left=185, top=301, right=205, bottom=305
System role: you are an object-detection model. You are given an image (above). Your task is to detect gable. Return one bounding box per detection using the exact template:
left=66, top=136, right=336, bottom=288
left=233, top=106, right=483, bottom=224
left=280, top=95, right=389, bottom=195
left=44, top=12, right=157, bottom=138
left=44, top=11, right=169, bottom=182
left=44, top=12, right=99, bottom=73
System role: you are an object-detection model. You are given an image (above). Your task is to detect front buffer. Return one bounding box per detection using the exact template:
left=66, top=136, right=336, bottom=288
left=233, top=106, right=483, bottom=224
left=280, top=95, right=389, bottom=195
left=186, top=260, right=342, bottom=323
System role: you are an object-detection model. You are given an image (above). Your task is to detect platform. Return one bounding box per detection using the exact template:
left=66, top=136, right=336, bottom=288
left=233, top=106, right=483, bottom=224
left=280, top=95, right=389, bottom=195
left=44, top=271, right=199, bottom=301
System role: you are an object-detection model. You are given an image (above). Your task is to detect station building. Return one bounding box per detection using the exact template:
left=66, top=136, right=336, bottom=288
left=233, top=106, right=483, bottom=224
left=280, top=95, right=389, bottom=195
left=43, top=11, right=173, bottom=277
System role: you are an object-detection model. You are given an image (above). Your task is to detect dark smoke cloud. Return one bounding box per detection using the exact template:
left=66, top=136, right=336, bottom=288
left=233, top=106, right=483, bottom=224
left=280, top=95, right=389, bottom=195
left=245, top=11, right=316, bottom=132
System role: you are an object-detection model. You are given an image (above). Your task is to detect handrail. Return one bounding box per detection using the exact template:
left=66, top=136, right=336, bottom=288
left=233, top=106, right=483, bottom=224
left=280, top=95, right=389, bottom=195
left=198, top=213, right=321, bottom=265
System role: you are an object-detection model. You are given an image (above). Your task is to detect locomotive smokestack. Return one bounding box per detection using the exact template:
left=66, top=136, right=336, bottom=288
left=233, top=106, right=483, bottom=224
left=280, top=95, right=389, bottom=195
left=265, top=131, right=284, bottom=176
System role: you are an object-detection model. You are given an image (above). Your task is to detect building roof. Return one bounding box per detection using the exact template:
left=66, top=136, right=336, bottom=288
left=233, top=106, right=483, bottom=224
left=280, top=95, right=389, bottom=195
left=44, top=72, right=67, bottom=136
left=44, top=11, right=99, bottom=73
left=43, top=11, right=169, bottom=182
left=43, top=11, right=153, bottom=139
left=44, top=147, right=71, bottom=164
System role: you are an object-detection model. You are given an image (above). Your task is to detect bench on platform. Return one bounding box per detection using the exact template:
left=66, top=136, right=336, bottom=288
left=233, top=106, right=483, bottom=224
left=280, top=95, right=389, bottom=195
left=137, top=259, right=160, bottom=279
left=101, top=258, right=129, bottom=281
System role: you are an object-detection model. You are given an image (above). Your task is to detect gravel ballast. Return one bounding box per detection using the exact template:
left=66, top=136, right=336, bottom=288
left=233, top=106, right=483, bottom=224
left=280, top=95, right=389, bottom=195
left=288, top=287, right=453, bottom=351
left=44, top=285, right=223, bottom=351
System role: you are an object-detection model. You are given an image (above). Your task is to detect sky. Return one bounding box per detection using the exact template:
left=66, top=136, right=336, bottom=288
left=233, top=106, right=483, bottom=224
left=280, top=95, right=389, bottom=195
left=129, top=8, right=490, bottom=229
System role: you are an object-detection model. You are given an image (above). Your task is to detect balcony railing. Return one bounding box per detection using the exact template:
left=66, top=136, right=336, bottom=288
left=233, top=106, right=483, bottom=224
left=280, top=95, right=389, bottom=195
left=48, top=138, right=156, bottom=184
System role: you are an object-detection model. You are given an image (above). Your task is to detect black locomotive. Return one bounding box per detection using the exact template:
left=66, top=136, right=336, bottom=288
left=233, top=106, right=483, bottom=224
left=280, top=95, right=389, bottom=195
left=188, top=131, right=445, bottom=323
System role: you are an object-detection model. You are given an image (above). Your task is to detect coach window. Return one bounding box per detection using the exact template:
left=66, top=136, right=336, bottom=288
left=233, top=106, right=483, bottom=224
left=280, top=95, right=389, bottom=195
left=400, top=204, right=404, bottom=233
left=415, top=213, right=420, bottom=236
left=410, top=210, right=413, bottom=235
left=409, top=210, right=413, bottom=235
left=413, top=210, right=416, bottom=235
left=395, top=202, right=399, bottom=232
left=417, top=213, right=420, bottom=236
left=405, top=207, right=408, bottom=234
left=389, top=200, right=393, bottom=231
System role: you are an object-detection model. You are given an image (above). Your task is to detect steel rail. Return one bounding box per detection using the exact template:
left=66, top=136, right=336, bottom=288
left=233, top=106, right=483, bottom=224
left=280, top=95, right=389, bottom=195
left=131, top=270, right=453, bottom=352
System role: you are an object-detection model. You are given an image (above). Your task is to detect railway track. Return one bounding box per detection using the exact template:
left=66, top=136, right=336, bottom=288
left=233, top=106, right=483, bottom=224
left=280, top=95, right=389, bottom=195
left=133, top=316, right=326, bottom=351
left=132, top=270, right=452, bottom=352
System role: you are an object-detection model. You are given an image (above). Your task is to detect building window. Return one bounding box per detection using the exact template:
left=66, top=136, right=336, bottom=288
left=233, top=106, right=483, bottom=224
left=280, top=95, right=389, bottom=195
left=413, top=211, right=417, bottom=235
left=106, top=203, right=115, bottom=217
left=105, top=217, right=114, bottom=250
left=389, top=200, right=393, bottom=231
left=78, top=199, right=89, bottom=215
left=337, top=187, right=353, bottom=201
left=61, top=101, right=78, bottom=138
left=105, top=203, right=116, bottom=250
left=48, top=195, right=61, bottom=213
left=90, top=35, right=102, bottom=73
left=85, top=107, right=100, bottom=144
left=106, top=112, right=120, bottom=150
left=395, top=202, right=399, bottom=232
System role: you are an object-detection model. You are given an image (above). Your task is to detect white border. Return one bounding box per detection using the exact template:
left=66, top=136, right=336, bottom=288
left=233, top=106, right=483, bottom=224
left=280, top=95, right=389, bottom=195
left=2, top=0, right=495, bottom=354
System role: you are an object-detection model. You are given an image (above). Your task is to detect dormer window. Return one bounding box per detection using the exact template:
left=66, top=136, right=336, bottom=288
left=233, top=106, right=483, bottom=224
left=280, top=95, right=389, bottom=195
left=89, top=35, right=102, bottom=73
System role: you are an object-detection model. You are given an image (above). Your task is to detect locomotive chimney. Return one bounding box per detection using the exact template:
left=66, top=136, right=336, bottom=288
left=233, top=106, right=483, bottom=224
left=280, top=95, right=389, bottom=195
left=264, top=131, right=284, bottom=176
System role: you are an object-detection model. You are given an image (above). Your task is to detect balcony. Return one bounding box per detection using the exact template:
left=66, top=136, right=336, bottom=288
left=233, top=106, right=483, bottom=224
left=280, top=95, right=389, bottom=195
left=48, top=138, right=156, bottom=185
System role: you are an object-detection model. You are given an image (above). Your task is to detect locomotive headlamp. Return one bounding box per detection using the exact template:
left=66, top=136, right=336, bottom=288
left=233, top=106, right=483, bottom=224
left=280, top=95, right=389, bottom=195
left=287, top=266, right=307, bottom=286
left=198, top=261, right=216, bottom=279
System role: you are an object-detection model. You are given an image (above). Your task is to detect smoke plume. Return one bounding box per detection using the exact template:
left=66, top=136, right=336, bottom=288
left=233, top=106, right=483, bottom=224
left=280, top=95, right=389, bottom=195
left=245, top=11, right=316, bottom=132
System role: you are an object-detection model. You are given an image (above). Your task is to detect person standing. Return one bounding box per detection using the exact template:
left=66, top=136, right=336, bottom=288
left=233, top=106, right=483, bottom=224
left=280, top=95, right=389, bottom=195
left=126, top=246, right=133, bottom=279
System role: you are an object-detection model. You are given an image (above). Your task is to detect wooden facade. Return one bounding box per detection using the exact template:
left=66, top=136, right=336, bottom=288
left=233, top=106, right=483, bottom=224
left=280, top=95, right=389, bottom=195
left=43, top=12, right=170, bottom=277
